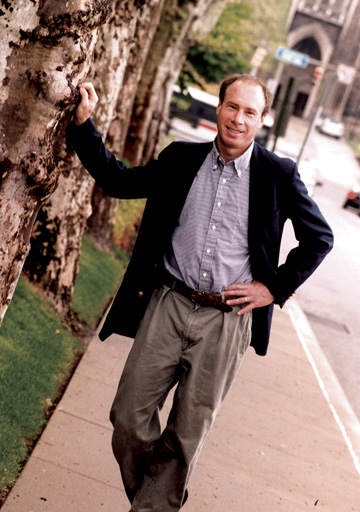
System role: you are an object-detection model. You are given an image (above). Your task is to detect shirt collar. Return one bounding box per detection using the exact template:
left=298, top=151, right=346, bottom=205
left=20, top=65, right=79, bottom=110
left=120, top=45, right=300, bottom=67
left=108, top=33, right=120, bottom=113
left=212, top=141, right=254, bottom=177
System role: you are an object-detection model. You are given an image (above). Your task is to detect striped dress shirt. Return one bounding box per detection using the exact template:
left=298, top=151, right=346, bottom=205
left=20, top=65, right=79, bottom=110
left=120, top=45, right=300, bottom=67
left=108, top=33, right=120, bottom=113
left=164, top=140, right=254, bottom=294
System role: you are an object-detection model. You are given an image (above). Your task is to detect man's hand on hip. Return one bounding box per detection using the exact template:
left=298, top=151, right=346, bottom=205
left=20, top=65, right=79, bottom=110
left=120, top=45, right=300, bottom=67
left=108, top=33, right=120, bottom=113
left=74, top=82, right=98, bottom=126
left=222, top=280, right=274, bottom=315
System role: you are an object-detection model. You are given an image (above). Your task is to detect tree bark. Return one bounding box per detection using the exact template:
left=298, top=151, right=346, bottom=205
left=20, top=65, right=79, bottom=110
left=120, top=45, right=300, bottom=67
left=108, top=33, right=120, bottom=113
left=24, top=1, right=166, bottom=323
left=87, top=0, right=165, bottom=252
left=123, top=0, right=227, bottom=166
left=23, top=0, right=142, bottom=322
left=0, top=0, right=111, bottom=326
left=87, top=182, right=119, bottom=252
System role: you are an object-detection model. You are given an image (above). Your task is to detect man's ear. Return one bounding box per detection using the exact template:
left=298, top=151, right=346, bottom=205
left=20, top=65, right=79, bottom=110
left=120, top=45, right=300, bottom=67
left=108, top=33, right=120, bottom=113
left=216, top=101, right=222, bottom=116
left=258, top=113, right=267, bottom=128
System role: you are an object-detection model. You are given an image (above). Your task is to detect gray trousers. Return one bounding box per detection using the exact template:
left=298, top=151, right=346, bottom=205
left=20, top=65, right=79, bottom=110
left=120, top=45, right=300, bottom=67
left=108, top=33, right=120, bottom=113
left=110, top=284, right=252, bottom=511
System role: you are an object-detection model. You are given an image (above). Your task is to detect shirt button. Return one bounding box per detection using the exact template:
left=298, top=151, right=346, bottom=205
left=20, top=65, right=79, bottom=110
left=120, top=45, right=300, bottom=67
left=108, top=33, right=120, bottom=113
left=138, top=291, right=144, bottom=298
left=206, top=248, right=211, bottom=254
left=222, top=178, right=227, bottom=184
left=212, top=225, right=216, bottom=230
left=217, top=201, right=222, bottom=207
left=203, top=272, right=207, bottom=278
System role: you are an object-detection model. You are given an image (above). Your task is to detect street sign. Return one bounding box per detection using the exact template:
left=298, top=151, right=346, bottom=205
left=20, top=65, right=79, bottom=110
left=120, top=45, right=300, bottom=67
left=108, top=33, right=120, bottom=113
left=275, top=46, right=310, bottom=68
left=337, top=64, right=356, bottom=85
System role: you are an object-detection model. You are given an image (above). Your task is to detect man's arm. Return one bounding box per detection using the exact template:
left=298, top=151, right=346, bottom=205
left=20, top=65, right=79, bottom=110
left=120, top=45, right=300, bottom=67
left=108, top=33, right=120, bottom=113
left=68, top=83, right=157, bottom=199
left=223, top=161, right=333, bottom=316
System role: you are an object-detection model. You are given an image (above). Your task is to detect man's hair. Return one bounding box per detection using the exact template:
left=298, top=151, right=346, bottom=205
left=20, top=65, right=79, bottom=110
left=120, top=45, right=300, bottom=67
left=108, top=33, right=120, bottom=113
left=219, top=74, right=273, bottom=117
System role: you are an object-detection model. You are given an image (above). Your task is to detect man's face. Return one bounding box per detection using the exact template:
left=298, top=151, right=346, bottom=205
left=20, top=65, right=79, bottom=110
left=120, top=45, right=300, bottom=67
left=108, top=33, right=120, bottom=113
left=216, top=80, right=266, bottom=159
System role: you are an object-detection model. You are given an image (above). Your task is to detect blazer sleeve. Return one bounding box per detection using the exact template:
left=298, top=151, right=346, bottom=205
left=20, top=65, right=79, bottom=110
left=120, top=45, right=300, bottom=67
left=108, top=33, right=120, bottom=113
left=268, top=162, right=334, bottom=306
left=67, top=118, right=159, bottom=199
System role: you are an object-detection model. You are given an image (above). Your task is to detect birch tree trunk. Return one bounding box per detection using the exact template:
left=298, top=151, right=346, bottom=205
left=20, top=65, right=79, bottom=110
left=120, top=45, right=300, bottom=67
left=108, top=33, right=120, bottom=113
left=123, top=0, right=227, bottom=166
left=0, top=0, right=111, bottom=327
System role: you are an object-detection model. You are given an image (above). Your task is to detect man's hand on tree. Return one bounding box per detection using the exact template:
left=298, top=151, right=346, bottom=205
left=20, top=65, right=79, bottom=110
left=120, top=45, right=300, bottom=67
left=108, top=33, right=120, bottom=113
left=75, top=82, right=98, bottom=126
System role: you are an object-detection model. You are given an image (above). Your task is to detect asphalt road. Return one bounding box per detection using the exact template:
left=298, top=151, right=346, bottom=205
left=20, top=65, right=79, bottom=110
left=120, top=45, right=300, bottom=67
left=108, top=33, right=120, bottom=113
left=278, top=122, right=360, bottom=421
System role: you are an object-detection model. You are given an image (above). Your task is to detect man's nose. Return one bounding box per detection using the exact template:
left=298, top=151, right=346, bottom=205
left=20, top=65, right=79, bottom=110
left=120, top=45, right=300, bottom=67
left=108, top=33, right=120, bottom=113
left=233, top=110, right=245, bottom=124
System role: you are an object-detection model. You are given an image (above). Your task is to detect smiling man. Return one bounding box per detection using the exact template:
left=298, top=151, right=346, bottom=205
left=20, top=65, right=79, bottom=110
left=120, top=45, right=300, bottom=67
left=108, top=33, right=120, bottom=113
left=216, top=75, right=269, bottom=160
left=70, top=73, right=333, bottom=512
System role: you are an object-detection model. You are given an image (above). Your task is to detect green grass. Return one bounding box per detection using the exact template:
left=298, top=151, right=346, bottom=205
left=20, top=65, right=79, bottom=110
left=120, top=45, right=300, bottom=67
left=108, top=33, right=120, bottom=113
left=0, top=235, right=128, bottom=492
left=71, top=234, right=128, bottom=328
left=113, top=198, right=146, bottom=254
left=0, top=276, right=82, bottom=489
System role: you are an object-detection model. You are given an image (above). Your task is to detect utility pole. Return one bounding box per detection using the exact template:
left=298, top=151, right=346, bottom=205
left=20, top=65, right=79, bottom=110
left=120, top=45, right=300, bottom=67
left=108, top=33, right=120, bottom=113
left=271, top=77, right=296, bottom=152
left=297, top=72, right=337, bottom=165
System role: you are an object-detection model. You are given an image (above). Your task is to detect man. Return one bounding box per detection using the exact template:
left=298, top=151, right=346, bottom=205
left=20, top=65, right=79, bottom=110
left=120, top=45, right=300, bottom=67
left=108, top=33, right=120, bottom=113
left=70, top=74, right=333, bottom=511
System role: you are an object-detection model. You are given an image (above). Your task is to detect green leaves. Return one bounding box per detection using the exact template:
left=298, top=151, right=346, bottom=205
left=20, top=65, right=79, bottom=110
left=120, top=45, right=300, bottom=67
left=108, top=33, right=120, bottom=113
left=184, top=0, right=291, bottom=83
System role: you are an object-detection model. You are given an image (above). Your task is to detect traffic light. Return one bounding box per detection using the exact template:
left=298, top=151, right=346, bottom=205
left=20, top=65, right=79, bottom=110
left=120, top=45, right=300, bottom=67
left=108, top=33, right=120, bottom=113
left=312, top=66, right=324, bottom=86
left=250, top=47, right=267, bottom=68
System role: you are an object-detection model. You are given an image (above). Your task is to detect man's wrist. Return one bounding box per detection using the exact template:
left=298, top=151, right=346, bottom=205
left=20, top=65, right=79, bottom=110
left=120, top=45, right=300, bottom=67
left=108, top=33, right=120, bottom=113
left=74, top=116, right=87, bottom=126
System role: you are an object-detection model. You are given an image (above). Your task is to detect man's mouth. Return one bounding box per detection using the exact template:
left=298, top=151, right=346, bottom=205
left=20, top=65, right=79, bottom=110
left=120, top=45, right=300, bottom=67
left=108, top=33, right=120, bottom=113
left=227, top=126, right=243, bottom=134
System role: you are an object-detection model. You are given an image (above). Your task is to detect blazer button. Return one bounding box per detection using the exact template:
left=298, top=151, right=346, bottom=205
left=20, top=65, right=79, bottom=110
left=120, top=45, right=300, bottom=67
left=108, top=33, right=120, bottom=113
left=138, top=291, right=144, bottom=298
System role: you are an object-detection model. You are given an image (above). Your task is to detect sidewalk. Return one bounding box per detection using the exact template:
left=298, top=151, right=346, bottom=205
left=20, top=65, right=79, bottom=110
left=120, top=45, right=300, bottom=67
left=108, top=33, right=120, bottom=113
left=2, top=301, right=360, bottom=511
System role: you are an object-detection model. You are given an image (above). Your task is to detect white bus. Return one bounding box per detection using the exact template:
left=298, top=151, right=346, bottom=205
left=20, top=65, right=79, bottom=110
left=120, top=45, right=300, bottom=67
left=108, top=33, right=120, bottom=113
left=169, top=86, right=218, bottom=142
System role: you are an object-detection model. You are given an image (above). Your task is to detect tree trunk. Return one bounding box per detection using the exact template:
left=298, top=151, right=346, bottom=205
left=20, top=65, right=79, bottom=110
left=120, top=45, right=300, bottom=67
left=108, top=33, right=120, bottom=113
left=123, top=0, right=227, bottom=166
left=87, top=182, right=119, bottom=252
left=0, top=0, right=111, bottom=327
left=23, top=0, right=140, bottom=322
left=24, top=1, right=166, bottom=323
left=106, top=0, right=166, bottom=157
left=87, top=0, right=165, bottom=252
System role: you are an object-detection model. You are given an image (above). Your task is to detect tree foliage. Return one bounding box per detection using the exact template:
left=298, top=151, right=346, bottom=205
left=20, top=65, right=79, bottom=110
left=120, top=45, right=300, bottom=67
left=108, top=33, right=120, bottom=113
left=187, top=2, right=252, bottom=83
left=185, top=0, right=291, bottom=84
left=239, top=0, right=291, bottom=72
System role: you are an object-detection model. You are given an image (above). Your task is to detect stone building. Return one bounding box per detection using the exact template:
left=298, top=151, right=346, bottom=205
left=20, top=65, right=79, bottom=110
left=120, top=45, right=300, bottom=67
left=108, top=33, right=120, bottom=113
left=272, top=0, right=360, bottom=125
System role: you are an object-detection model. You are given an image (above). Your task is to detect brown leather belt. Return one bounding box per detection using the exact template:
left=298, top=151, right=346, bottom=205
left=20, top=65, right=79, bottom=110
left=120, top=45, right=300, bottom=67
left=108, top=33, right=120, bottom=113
left=163, top=272, right=235, bottom=313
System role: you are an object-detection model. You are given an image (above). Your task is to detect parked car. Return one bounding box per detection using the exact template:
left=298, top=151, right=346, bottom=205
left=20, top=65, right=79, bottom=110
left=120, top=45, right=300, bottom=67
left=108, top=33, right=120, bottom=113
left=343, top=184, right=360, bottom=213
left=317, top=116, right=344, bottom=139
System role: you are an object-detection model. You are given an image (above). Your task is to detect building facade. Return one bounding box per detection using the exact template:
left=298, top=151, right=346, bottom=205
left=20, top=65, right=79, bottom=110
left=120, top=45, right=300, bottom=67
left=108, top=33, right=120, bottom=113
left=273, top=0, right=360, bottom=123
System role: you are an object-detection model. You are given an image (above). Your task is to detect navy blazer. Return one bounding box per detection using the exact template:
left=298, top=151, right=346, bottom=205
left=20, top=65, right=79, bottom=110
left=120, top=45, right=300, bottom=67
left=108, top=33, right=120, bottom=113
left=70, top=119, right=333, bottom=355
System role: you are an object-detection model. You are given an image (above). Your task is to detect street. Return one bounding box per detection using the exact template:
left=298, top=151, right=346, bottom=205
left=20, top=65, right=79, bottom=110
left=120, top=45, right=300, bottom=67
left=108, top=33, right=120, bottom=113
left=277, top=118, right=360, bottom=421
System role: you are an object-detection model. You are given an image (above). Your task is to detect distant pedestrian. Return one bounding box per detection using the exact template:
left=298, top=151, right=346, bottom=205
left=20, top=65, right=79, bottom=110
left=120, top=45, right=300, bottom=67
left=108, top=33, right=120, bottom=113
left=70, top=74, right=333, bottom=511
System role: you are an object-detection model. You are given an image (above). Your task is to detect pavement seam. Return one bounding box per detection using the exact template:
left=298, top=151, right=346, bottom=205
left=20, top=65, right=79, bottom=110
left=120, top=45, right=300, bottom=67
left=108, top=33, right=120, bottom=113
left=286, top=299, right=360, bottom=476
left=31, top=455, right=123, bottom=490
left=55, top=407, right=113, bottom=432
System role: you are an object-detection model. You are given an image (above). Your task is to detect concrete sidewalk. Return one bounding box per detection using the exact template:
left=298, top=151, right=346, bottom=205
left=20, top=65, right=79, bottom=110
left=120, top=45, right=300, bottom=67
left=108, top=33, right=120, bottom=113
left=2, top=301, right=360, bottom=511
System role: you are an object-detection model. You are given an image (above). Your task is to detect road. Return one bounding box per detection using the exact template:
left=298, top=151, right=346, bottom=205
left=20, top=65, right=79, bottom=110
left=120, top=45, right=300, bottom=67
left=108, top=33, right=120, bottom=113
left=277, top=118, right=360, bottom=421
